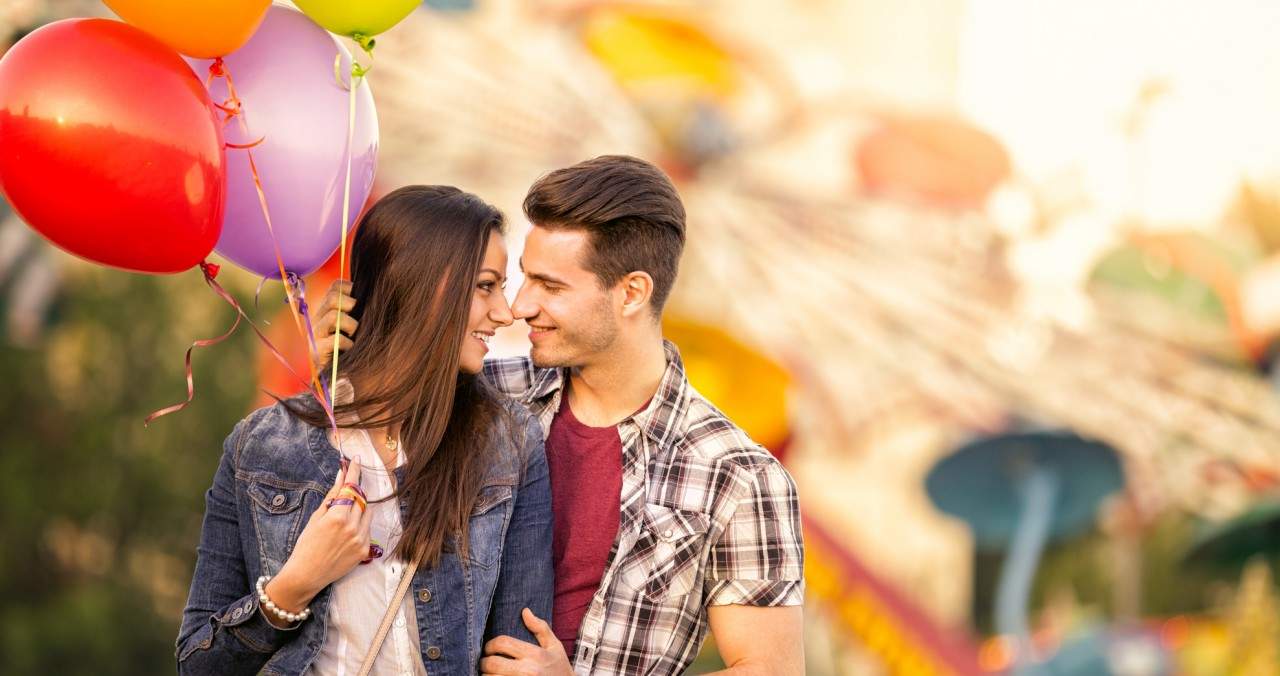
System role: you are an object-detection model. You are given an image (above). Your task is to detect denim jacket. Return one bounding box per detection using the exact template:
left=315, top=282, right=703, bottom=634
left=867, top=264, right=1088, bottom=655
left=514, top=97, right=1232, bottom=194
left=175, top=394, right=553, bottom=675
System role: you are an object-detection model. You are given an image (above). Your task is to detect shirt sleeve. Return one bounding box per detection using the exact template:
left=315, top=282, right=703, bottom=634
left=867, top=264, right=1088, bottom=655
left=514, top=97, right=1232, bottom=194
left=704, top=459, right=806, bottom=607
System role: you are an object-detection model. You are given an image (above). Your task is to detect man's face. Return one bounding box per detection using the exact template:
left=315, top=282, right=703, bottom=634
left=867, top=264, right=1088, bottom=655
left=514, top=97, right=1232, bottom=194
left=511, top=226, right=618, bottom=368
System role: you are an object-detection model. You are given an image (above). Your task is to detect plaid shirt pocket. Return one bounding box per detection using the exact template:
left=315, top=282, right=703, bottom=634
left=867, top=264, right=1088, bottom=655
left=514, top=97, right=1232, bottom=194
left=630, top=504, right=711, bottom=601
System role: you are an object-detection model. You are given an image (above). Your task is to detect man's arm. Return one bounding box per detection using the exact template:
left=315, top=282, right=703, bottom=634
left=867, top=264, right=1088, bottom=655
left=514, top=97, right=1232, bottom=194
left=704, top=605, right=804, bottom=676
left=701, top=457, right=806, bottom=675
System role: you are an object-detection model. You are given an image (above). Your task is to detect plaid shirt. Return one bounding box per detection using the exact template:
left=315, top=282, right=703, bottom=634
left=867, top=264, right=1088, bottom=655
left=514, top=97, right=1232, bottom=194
left=483, top=341, right=804, bottom=675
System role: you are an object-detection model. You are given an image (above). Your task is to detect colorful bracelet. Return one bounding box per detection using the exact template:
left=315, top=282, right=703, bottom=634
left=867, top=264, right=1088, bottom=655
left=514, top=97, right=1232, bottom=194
left=255, top=575, right=312, bottom=625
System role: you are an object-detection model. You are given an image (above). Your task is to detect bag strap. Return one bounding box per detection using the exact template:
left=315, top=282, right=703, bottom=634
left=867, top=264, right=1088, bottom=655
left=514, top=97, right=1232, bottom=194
left=356, top=555, right=423, bottom=676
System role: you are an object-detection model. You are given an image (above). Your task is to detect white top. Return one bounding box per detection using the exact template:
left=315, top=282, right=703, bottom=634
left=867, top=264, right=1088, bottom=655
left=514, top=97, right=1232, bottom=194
left=309, top=380, right=427, bottom=676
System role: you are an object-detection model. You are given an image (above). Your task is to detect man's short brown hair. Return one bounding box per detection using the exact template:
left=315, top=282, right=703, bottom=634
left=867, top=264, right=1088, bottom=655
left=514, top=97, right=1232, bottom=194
left=523, top=155, right=686, bottom=315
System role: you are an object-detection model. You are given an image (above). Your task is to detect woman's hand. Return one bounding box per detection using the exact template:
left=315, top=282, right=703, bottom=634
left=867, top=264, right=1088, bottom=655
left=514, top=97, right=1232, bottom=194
left=313, top=279, right=357, bottom=370
left=262, top=457, right=372, bottom=626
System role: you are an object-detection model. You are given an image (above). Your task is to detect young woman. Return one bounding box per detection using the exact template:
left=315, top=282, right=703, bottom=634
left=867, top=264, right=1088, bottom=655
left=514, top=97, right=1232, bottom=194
left=176, top=186, right=553, bottom=675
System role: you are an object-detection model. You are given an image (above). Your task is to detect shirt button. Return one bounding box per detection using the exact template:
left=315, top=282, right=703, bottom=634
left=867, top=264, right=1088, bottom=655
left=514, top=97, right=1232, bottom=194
left=231, top=608, right=243, bottom=620
left=662, top=529, right=673, bottom=539
left=271, top=494, right=285, bottom=507
left=426, top=646, right=442, bottom=660
left=418, top=589, right=432, bottom=603
left=394, top=616, right=405, bottom=628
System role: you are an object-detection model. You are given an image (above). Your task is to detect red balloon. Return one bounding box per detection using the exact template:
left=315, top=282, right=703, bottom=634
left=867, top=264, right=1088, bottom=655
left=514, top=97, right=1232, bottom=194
left=0, top=19, right=225, bottom=274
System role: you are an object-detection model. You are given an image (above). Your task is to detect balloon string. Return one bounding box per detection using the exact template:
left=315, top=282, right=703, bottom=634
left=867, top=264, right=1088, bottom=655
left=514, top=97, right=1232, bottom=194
left=329, top=38, right=371, bottom=411
left=146, top=262, right=333, bottom=426
left=288, top=272, right=335, bottom=428
left=205, top=58, right=334, bottom=421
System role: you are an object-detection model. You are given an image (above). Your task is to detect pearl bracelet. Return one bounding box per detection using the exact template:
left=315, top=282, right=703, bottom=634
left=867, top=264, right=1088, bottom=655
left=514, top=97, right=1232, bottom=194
left=256, top=575, right=312, bottom=625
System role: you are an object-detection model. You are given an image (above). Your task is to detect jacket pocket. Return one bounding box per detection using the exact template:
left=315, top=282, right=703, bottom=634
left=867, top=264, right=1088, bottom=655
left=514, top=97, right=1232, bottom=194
left=466, top=483, right=514, bottom=569
left=245, top=478, right=311, bottom=572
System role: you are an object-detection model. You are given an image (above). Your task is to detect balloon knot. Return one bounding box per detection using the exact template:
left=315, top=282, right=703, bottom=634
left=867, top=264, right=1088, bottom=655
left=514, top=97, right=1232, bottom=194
left=208, top=58, right=227, bottom=79
left=353, top=34, right=376, bottom=55
left=200, top=261, right=221, bottom=280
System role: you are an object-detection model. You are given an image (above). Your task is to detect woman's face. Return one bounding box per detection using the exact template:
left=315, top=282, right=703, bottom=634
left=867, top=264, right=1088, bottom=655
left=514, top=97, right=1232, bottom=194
left=460, top=233, right=513, bottom=373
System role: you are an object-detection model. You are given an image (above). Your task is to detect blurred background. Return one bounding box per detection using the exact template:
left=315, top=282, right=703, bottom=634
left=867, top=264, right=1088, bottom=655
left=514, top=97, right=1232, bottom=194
left=5, top=0, right=1280, bottom=674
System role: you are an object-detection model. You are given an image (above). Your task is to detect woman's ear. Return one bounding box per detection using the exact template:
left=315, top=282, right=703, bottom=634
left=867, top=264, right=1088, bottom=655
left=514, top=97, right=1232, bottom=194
left=619, top=271, right=654, bottom=319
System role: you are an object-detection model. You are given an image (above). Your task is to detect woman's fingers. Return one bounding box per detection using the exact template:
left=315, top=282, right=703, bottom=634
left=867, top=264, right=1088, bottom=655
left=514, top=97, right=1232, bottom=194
left=312, top=463, right=348, bottom=521
left=343, top=456, right=366, bottom=527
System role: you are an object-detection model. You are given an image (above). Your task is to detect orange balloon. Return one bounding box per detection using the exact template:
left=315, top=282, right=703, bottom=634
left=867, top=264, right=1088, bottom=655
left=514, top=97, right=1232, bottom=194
left=102, top=0, right=270, bottom=59
left=856, top=115, right=1011, bottom=208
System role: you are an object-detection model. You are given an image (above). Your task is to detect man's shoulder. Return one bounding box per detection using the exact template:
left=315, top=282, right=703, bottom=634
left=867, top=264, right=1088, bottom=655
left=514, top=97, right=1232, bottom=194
left=671, top=387, right=787, bottom=477
left=481, top=355, right=556, bottom=399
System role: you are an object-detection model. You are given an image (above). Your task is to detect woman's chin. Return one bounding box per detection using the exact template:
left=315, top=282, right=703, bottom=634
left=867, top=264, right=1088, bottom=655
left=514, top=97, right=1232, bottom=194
left=458, top=353, right=484, bottom=374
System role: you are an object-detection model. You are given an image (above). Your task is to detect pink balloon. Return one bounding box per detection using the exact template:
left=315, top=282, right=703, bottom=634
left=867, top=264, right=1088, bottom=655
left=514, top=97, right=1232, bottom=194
left=189, top=5, right=378, bottom=278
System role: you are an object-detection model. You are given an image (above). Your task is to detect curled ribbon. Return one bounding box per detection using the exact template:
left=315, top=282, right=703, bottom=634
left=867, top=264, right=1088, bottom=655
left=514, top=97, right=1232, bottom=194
left=149, top=59, right=341, bottom=427
left=146, top=262, right=333, bottom=426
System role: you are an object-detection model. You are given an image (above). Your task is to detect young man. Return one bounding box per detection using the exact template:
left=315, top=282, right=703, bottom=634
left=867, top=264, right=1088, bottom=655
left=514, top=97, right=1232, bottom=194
left=316, top=156, right=804, bottom=675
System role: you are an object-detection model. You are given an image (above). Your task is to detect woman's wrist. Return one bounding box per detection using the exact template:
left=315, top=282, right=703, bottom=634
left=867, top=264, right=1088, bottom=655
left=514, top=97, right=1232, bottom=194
left=264, top=566, right=318, bottom=615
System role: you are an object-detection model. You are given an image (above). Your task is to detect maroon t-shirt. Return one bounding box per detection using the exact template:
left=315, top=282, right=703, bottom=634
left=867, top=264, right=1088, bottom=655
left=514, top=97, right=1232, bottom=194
left=545, top=393, right=623, bottom=658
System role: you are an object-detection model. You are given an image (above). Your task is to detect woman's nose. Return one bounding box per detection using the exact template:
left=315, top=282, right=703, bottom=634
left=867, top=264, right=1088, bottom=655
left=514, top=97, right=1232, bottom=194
left=489, top=294, right=514, bottom=327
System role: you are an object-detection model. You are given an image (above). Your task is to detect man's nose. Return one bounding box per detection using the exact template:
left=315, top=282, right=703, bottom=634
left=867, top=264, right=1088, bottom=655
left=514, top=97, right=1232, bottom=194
left=511, top=284, right=538, bottom=321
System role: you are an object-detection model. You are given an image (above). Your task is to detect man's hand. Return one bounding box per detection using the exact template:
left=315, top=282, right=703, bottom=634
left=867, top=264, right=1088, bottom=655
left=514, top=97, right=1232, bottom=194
left=480, top=608, right=573, bottom=676
left=312, top=279, right=357, bottom=371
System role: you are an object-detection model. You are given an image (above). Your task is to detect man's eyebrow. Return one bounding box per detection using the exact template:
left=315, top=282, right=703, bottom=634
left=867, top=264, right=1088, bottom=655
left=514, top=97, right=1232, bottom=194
left=525, top=271, right=568, bottom=286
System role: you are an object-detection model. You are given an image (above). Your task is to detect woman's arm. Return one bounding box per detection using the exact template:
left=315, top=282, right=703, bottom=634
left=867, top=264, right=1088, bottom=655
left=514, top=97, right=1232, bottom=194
left=175, top=421, right=303, bottom=675
left=484, top=414, right=554, bottom=645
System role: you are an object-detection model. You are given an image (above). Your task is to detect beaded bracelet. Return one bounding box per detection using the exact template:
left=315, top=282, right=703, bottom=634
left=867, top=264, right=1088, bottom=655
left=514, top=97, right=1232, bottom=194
left=255, top=575, right=312, bottom=625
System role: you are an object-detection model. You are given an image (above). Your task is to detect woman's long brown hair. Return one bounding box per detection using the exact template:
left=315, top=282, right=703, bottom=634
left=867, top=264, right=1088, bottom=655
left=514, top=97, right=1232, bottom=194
left=282, top=185, right=511, bottom=566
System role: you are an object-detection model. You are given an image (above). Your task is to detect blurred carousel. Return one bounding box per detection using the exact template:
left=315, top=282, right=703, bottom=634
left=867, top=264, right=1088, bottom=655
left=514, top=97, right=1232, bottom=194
left=7, top=0, right=1270, bottom=672
left=352, top=3, right=1280, bottom=674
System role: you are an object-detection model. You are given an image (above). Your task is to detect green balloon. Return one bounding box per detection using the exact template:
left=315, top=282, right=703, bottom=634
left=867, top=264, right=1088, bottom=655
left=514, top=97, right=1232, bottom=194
left=293, top=0, right=420, bottom=39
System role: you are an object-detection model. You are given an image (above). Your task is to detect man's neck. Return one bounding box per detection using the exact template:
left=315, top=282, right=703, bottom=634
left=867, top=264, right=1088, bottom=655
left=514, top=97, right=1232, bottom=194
left=565, top=333, right=667, bottom=427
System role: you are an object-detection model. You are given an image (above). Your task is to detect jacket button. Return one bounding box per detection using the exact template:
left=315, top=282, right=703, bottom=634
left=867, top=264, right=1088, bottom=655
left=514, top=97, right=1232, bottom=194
left=426, top=646, right=442, bottom=660
left=271, top=494, right=286, bottom=507
left=418, top=589, right=432, bottom=603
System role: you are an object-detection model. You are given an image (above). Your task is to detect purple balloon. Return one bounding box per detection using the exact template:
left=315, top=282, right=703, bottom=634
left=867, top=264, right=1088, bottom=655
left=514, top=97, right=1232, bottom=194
left=189, top=5, right=378, bottom=278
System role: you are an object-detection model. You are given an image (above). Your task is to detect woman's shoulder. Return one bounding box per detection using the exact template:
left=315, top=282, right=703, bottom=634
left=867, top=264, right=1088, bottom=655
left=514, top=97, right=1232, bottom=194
left=484, top=394, right=543, bottom=476
left=496, top=395, right=542, bottom=443
left=226, top=396, right=324, bottom=474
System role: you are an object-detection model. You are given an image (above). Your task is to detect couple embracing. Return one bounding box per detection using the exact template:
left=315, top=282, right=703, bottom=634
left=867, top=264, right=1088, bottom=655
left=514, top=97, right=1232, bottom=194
left=176, top=155, right=805, bottom=675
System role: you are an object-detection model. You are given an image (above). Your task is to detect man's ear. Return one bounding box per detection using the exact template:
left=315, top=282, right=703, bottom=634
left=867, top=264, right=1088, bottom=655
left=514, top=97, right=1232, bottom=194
left=618, top=271, right=654, bottom=319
